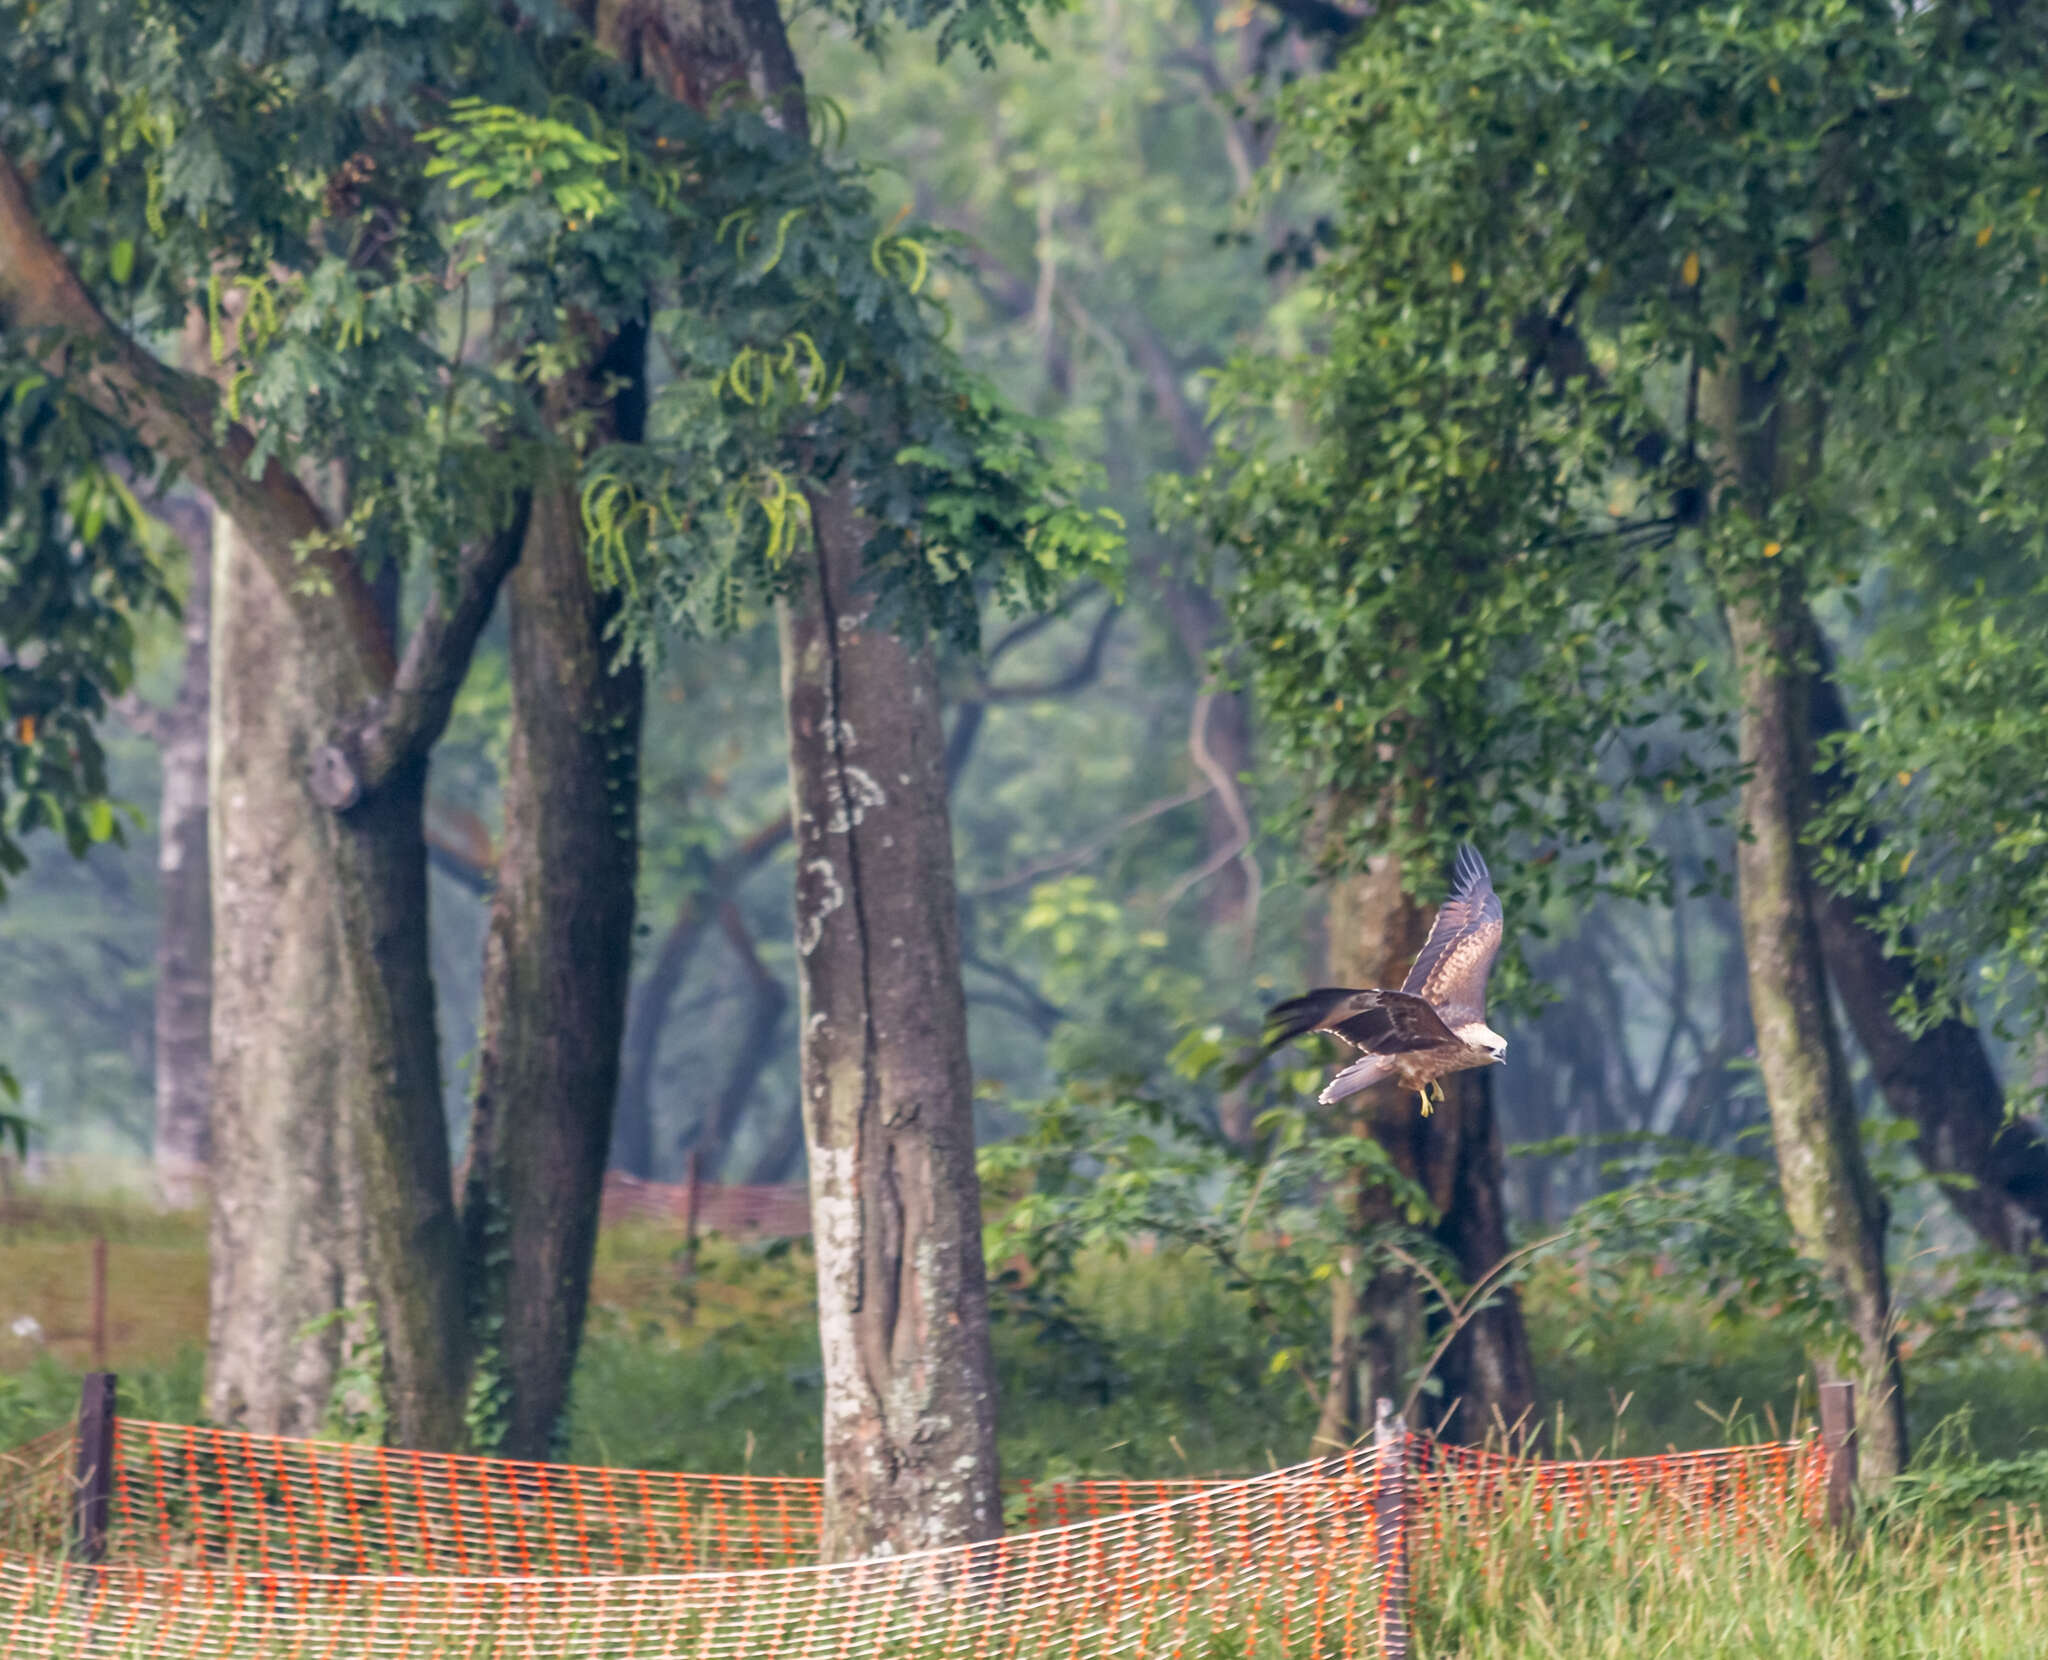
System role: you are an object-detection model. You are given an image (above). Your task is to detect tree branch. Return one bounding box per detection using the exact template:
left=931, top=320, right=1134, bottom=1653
left=963, top=947, right=1066, bottom=1035
left=0, top=148, right=393, bottom=697
left=614, top=810, right=793, bottom=1165
left=963, top=784, right=1213, bottom=900
left=1157, top=687, right=1261, bottom=947
left=1258, top=0, right=1370, bottom=40
left=308, top=490, right=535, bottom=808
left=976, top=600, right=1120, bottom=702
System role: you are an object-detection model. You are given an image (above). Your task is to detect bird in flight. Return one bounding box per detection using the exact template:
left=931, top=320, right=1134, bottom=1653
left=1264, top=844, right=1507, bottom=1115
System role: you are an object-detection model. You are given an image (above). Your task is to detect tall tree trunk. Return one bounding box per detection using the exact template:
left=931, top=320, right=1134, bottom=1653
left=464, top=431, right=645, bottom=1458
left=588, top=0, right=1001, bottom=1552
left=207, top=517, right=470, bottom=1445
left=1804, top=639, right=2048, bottom=1260
left=150, top=498, right=212, bottom=1210
left=1426, top=1065, right=1537, bottom=1442
left=782, top=483, right=1001, bottom=1558
left=207, top=516, right=363, bottom=1434
left=613, top=817, right=789, bottom=1178
left=1725, top=585, right=1907, bottom=1484
left=1709, top=352, right=1907, bottom=1486
left=613, top=893, right=715, bottom=1179
left=1315, top=848, right=1537, bottom=1449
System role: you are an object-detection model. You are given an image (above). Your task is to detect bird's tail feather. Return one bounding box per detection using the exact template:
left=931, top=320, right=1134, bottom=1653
left=1318, top=1054, right=1396, bottom=1105
left=1262, top=987, right=1360, bottom=1052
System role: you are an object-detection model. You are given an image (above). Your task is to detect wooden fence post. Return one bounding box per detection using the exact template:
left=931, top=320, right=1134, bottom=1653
left=72, top=1370, right=116, bottom=1563
left=1373, top=1396, right=1410, bottom=1660
left=90, top=1234, right=108, bottom=1369
left=1818, top=1378, right=1856, bottom=1531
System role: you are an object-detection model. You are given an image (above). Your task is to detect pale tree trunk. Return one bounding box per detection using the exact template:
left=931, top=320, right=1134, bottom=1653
left=1316, top=847, right=1537, bottom=1450
left=210, top=508, right=471, bottom=1446
left=1710, top=355, right=1907, bottom=1485
left=590, top=0, right=1003, bottom=1552
left=465, top=421, right=644, bottom=1458
left=782, top=483, right=1001, bottom=1558
left=206, top=515, right=364, bottom=1433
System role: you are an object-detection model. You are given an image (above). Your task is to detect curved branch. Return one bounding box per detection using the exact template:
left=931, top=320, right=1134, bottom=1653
left=1157, top=688, right=1262, bottom=949
left=0, top=149, right=391, bottom=696
left=977, top=601, right=1121, bottom=703
left=309, top=489, right=535, bottom=808
left=963, top=784, right=1212, bottom=901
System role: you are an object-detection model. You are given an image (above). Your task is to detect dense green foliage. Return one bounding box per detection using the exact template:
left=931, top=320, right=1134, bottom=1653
left=1190, top=0, right=2048, bottom=919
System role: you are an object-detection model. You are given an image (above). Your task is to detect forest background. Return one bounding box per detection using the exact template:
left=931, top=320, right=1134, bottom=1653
left=4, top=0, right=2048, bottom=1578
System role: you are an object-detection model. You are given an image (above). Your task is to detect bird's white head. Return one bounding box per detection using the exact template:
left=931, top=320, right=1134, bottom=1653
left=1461, top=1022, right=1508, bottom=1064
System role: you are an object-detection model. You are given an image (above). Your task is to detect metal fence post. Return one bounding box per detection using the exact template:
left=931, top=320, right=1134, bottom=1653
left=1818, top=1378, right=1857, bottom=1532
left=72, top=1370, right=116, bottom=1563
left=1373, top=1397, right=1410, bottom=1659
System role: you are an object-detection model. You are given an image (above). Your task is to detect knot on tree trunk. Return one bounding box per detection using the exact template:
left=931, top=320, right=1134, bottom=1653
left=308, top=740, right=365, bottom=811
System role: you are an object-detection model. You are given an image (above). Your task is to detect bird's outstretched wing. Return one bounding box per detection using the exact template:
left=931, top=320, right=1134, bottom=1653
left=1263, top=987, right=1365, bottom=1051
left=1266, top=987, right=1458, bottom=1055
left=1401, top=843, right=1503, bottom=1029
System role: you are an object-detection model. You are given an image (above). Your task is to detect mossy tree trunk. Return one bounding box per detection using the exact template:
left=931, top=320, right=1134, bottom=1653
left=1725, top=586, right=1908, bottom=1484
left=1709, top=352, right=1907, bottom=1485
left=781, top=483, right=1002, bottom=1559
left=464, top=341, right=646, bottom=1460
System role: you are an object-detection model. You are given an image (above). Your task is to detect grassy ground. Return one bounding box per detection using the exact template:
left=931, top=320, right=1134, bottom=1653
left=5, top=1184, right=2047, bottom=1657
left=6, top=1190, right=2046, bottom=1468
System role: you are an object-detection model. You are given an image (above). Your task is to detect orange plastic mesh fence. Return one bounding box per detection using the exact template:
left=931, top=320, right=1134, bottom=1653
left=1, top=1442, right=1404, bottom=1659
left=0, top=1420, right=1232, bottom=1577
left=1414, top=1437, right=1828, bottom=1550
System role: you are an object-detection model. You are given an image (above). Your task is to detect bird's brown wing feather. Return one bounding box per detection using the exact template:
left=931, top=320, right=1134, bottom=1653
left=1323, top=989, right=1460, bottom=1055
left=1401, top=843, right=1504, bottom=1029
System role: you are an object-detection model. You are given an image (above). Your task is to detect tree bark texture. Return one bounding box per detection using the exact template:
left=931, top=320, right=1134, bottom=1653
left=464, top=450, right=644, bottom=1460
left=1316, top=850, right=1537, bottom=1449
left=780, top=483, right=1002, bottom=1558
left=1706, top=346, right=1907, bottom=1484
left=151, top=500, right=213, bottom=1210
left=206, top=516, right=365, bottom=1435
left=207, top=513, right=471, bottom=1448
left=1805, top=645, right=2048, bottom=1261
left=1724, top=584, right=1908, bottom=1484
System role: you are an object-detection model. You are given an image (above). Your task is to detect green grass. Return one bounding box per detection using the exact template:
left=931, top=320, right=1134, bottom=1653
left=563, top=1230, right=1315, bottom=1478
left=1414, top=1489, right=2046, bottom=1658
left=1521, top=1254, right=2048, bottom=1461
